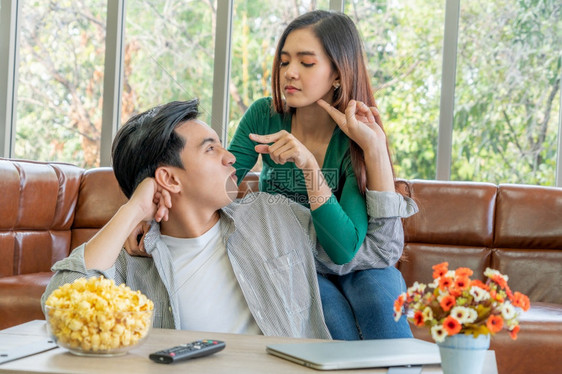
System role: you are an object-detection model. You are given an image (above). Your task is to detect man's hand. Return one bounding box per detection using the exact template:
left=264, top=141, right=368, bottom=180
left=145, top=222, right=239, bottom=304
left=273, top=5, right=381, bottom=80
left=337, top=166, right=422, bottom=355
left=124, top=178, right=172, bottom=257
left=129, top=178, right=171, bottom=222
left=124, top=222, right=151, bottom=257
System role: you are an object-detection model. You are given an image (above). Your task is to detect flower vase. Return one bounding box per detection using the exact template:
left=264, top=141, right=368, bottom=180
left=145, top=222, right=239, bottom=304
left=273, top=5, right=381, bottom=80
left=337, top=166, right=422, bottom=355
left=437, top=334, right=490, bottom=374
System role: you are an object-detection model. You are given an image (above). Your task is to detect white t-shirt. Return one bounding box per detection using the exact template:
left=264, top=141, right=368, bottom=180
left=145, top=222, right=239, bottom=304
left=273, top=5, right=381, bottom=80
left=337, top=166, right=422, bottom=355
left=161, top=220, right=261, bottom=334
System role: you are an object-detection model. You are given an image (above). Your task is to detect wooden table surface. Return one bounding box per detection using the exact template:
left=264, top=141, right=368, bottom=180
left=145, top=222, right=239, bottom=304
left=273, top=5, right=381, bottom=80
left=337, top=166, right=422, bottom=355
left=0, top=321, right=497, bottom=374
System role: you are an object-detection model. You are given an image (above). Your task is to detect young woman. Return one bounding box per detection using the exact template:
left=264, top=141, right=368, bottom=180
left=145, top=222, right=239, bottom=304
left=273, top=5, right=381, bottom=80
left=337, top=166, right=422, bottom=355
left=228, top=10, right=417, bottom=340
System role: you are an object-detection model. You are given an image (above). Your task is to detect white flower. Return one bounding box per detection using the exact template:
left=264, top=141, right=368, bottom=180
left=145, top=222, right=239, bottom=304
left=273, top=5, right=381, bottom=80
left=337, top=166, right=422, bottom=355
left=469, top=286, right=490, bottom=302
left=429, top=278, right=440, bottom=288
left=484, top=267, right=508, bottom=281
left=394, top=310, right=402, bottom=322
left=450, top=306, right=476, bottom=324
left=501, top=302, right=516, bottom=320
left=446, top=270, right=456, bottom=278
left=431, top=324, right=447, bottom=343
left=408, top=281, right=426, bottom=294
left=506, top=319, right=519, bottom=329
left=422, top=307, right=433, bottom=322
left=466, top=308, right=478, bottom=323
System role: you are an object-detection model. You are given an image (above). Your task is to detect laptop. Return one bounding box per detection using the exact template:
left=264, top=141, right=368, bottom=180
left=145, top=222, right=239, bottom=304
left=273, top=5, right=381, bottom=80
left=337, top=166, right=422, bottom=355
left=266, top=338, right=441, bottom=370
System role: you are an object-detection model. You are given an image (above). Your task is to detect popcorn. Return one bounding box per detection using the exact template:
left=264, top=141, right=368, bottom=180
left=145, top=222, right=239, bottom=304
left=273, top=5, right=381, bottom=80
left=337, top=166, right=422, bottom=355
left=45, top=276, right=154, bottom=353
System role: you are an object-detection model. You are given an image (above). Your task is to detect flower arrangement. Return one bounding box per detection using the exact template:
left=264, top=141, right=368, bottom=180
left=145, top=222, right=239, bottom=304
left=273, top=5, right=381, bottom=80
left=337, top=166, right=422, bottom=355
left=393, top=262, right=530, bottom=343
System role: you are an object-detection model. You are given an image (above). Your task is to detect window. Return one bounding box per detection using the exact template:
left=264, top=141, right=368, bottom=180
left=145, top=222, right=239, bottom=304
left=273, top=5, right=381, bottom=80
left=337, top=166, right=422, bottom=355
left=16, top=0, right=107, bottom=168
left=345, top=0, right=445, bottom=180
left=228, top=0, right=330, bottom=140
left=452, top=0, right=561, bottom=185
left=123, top=1, right=217, bottom=127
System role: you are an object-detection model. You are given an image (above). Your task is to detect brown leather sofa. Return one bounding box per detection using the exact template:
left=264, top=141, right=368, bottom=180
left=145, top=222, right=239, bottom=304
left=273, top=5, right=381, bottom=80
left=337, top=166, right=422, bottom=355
left=1, top=158, right=561, bottom=374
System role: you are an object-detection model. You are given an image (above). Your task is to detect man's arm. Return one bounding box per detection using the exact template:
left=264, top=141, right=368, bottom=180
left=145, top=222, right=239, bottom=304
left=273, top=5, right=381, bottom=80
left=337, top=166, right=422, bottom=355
left=84, top=178, right=167, bottom=270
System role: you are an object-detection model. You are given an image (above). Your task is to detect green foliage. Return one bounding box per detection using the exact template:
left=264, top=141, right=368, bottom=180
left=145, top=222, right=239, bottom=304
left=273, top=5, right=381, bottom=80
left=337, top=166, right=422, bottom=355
left=451, top=0, right=561, bottom=184
left=345, top=0, right=445, bottom=180
left=16, top=0, right=106, bottom=167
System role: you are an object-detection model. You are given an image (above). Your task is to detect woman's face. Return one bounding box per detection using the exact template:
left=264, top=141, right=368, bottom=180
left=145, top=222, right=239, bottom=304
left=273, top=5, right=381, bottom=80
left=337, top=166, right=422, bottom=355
left=279, top=27, right=338, bottom=109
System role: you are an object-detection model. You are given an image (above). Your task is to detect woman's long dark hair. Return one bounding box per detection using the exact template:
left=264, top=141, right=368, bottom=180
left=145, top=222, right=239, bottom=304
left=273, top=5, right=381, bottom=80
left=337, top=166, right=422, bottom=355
left=271, top=10, right=397, bottom=193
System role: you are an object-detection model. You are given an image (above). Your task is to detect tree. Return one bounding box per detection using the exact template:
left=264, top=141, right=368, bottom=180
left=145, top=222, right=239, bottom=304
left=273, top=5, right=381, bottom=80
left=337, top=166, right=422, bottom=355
left=17, top=0, right=106, bottom=168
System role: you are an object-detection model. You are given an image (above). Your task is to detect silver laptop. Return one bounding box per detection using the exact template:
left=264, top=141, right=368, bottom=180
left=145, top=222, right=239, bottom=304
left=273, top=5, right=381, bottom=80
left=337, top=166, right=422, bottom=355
left=266, top=338, right=441, bottom=370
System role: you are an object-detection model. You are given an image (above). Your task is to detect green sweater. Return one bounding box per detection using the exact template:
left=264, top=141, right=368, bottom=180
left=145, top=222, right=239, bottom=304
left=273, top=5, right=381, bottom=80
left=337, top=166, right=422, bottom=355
left=228, top=97, right=367, bottom=265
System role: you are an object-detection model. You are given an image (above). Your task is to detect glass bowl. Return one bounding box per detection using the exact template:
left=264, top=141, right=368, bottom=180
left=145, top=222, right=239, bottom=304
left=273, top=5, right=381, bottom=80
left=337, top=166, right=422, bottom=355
left=44, top=305, right=153, bottom=357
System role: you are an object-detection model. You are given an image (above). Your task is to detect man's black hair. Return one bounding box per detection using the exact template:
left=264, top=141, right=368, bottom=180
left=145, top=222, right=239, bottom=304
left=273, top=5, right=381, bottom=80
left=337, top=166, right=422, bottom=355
left=111, top=99, right=200, bottom=198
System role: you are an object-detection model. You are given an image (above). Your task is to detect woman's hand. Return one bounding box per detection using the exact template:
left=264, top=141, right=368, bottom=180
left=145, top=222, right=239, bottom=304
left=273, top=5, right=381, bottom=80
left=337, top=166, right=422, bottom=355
left=317, top=99, right=387, bottom=152
left=317, top=99, right=394, bottom=192
left=124, top=178, right=172, bottom=257
left=249, top=130, right=317, bottom=170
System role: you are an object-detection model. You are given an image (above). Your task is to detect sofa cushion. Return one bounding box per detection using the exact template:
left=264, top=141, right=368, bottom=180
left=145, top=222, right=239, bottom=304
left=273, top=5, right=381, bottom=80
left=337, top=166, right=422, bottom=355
left=492, top=184, right=562, bottom=304
left=0, top=159, right=83, bottom=278
left=0, top=272, right=53, bottom=330
left=71, top=167, right=127, bottom=249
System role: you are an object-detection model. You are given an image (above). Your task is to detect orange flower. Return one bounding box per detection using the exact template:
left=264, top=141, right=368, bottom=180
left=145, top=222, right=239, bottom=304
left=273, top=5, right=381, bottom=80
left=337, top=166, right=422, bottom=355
left=491, top=274, right=508, bottom=290
left=486, top=315, right=504, bottom=333
left=511, top=292, right=531, bottom=311
left=432, top=262, right=449, bottom=279
left=413, top=311, right=425, bottom=327
left=439, top=276, right=453, bottom=291
left=448, top=287, right=462, bottom=297
left=471, top=279, right=489, bottom=291
left=495, top=293, right=505, bottom=303
left=439, top=295, right=456, bottom=312
left=505, top=286, right=513, bottom=300
left=394, top=296, right=405, bottom=313
left=443, top=316, right=462, bottom=335
left=455, top=267, right=473, bottom=278
left=454, top=276, right=471, bottom=290
left=509, top=325, right=520, bottom=340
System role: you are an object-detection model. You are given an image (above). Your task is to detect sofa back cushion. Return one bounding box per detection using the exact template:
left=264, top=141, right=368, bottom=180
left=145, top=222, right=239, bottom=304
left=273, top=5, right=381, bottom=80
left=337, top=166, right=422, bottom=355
left=0, top=159, right=83, bottom=277
left=493, top=184, right=562, bottom=303
left=398, top=180, right=497, bottom=286
left=71, top=168, right=128, bottom=249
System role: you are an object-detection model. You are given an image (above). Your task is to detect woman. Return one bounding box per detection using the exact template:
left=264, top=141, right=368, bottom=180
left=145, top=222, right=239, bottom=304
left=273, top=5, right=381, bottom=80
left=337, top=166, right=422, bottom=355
left=228, top=10, right=417, bottom=340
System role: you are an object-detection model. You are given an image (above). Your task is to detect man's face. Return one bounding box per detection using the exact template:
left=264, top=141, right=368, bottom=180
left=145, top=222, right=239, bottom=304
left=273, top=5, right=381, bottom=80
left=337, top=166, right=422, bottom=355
left=173, top=120, right=238, bottom=209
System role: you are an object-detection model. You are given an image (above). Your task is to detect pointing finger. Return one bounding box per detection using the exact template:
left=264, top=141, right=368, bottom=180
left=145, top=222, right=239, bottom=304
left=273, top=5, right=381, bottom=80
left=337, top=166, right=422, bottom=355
left=317, top=99, right=346, bottom=125
left=254, top=144, right=270, bottom=154
left=249, top=132, right=282, bottom=144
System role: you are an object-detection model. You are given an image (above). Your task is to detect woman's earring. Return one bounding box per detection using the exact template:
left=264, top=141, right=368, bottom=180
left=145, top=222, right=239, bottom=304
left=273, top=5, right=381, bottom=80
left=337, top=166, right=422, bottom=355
left=333, top=82, right=341, bottom=90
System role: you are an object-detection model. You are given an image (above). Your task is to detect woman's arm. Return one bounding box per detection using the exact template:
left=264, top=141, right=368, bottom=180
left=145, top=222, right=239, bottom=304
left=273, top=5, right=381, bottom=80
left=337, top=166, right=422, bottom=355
left=308, top=158, right=368, bottom=265
left=312, top=99, right=417, bottom=268
left=315, top=190, right=418, bottom=275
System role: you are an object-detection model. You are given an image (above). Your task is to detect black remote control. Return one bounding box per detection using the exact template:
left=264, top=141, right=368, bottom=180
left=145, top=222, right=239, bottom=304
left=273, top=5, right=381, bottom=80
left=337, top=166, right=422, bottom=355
left=149, top=339, right=225, bottom=364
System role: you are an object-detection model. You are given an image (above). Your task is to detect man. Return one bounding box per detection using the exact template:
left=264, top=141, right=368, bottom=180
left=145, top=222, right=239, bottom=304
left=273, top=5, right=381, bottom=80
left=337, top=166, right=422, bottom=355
left=42, top=99, right=414, bottom=339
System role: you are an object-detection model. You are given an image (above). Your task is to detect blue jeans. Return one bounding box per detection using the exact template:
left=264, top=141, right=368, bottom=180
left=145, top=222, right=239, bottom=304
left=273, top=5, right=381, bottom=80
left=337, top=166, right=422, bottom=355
left=317, top=267, right=413, bottom=340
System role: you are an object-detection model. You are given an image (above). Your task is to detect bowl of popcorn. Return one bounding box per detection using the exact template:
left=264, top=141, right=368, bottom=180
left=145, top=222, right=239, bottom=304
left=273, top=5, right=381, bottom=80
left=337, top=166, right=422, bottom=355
left=44, top=276, right=154, bottom=356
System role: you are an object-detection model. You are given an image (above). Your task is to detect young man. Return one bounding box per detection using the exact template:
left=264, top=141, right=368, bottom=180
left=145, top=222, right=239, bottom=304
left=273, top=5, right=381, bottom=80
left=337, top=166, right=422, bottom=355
left=42, top=99, right=415, bottom=339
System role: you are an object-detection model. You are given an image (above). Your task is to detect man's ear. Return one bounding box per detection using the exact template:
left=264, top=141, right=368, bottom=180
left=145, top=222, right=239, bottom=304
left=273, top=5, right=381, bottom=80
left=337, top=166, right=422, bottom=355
left=154, top=167, right=181, bottom=194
